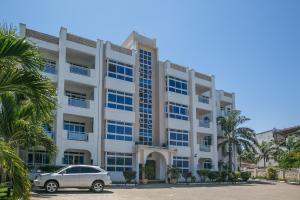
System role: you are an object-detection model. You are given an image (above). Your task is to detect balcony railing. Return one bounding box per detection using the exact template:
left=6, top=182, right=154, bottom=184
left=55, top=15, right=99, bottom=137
left=198, top=96, right=209, bottom=104
left=200, top=144, right=211, bottom=152
left=68, top=97, right=90, bottom=108
left=218, top=110, right=230, bottom=117
left=67, top=131, right=88, bottom=141
left=199, top=120, right=210, bottom=128
left=44, top=65, right=56, bottom=74
left=69, top=63, right=90, bottom=76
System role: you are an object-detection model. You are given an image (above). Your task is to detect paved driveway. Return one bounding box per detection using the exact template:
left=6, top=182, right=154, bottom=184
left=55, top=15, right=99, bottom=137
left=31, top=182, right=300, bottom=200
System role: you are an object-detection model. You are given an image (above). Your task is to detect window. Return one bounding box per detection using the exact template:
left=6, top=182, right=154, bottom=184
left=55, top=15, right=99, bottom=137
left=166, top=76, right=188, bottom=95
left=203, top=159, right=212, bottom=169
left=106, top=152, right=132, bottom=172
left=63, top=121, right=85, bottom=133
left=173, top=156, right=189, bottom=174
left=165, top=102, right=189, bottom=120
left=168, top=129, right=189, bottom=146
left=66, top=166, right=81, bottom=174
left=27, top=151, right=49, bottom=167
left=79, top=167, right=100, bottom=173
left=44, top=59, right=56, bottom=74
left=69, top=62, right=90, bottom=76
left=107, top=59, right=133, bottom=82
left=106, top=120, right=133, bottom=141
left=106, top=89, right=133, bottom=111
left=139, top=49, right=153, bottom=145
left=63, top=151, right=84, bottom=165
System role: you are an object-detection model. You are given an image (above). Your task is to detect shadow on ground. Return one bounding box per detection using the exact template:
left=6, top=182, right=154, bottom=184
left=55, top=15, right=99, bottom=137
left=31, top=189, right=113, bottom=198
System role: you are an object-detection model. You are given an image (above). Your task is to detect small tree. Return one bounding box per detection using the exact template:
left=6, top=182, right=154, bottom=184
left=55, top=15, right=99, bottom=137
left=167, top=167, right=181, bottom=184
left=197, top=169, right=210, bottom=182
left=266, top=167, right=277, bottom=180
left=182, top=171, right=192, bottom=183
left=207, top=171, right=219, bottom=182
left=123, top=171, right=136, bottom=184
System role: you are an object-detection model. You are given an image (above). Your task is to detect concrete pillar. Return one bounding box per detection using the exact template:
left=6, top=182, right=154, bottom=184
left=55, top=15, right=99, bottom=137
left=55, top=27, right=67, bottom=165
left=211, top=75, right=218, bottom=170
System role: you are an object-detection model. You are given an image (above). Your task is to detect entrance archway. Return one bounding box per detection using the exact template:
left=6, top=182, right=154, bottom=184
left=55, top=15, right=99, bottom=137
left=141, top=152, right=167, bottom=181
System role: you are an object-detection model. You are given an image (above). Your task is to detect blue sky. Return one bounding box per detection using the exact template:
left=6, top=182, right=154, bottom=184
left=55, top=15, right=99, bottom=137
left=2, top=0, right=299, bottom=132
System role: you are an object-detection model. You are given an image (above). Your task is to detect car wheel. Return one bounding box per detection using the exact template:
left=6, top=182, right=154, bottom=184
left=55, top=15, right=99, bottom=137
left=45, top=181, right=58, bottom=193
left=92, top=181, right=104, bottom=193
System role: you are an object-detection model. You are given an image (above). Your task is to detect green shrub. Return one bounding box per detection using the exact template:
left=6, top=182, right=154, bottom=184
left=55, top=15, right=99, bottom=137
left=228, top=172, right=238, bottom=182
left=197, top=170, right=210, bottom=182
left=167, top=167, right=181, bottom=179
left=218, top=171, right=228, bottom=182
left=235, top=171, right=241, bottom=179
left=207, top=171, right=219, bottom=181
left=182, top=171, right=192, bottom=182
left=266, top=167, right=277, bottom=180
left=123, top=171, right=136, bottom=184
left=191, top=176, right=196, bottom=183
left=240, top=171, right=251, bottom=181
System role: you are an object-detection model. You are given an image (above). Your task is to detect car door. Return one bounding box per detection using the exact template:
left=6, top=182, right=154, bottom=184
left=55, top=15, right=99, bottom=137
left=59, top=166, right=81, bottom=187
left=77, top=167, right=101, bottom=187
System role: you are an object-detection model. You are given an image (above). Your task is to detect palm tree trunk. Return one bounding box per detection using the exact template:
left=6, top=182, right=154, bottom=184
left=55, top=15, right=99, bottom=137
left=228, top=143, right=233, bottom=172
left=263, top=157, right=266, bottom=168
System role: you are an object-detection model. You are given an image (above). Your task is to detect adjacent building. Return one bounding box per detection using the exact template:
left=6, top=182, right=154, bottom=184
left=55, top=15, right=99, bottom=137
left=19, top=24, right=235, bottom=182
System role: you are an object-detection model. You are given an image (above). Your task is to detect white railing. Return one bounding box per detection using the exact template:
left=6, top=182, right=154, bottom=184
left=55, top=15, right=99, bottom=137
left=68, top=97, right=90, bottom=108
left=67, top=131, right=88, bottom=141
left=198, top=96, right=209, bottom=104
left=200, top=144, right=211, bottom=152
left=218, top=110, right=230, bottom=117
left=69, top=63, right=91, bottom=76
left=199, top=120, right=210, bottom=128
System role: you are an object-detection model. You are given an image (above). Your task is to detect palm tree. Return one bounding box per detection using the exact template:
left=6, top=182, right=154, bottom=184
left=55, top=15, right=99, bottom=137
left=257, top=141, right=276, bottom=168
left=217, top=110, right=257, bottom=172
left=0, top=25, right=56, bottom=199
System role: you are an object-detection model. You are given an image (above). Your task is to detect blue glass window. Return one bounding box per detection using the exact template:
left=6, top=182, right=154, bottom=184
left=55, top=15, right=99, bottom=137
left=168, top=129, right=189, bottom=146
left=106, top=152, right=132, bottom=172
left=107, top=59, right=133, bottom=82
left=173, top=156, right=189, bottom=174
left=166, top=102, right=189, bottom=121
left=106, top=89, right=133, bottom=111
left=166, top=76, right=188, bottom=95
left=106, top=120, right=133, bottom=141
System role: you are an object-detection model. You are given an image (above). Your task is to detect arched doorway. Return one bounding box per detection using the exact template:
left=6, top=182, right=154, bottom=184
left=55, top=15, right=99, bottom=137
left=141, top=152, right=167, bottom=181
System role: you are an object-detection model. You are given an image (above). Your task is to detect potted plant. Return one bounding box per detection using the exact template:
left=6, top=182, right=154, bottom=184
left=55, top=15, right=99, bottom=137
left=197, top=169, right=210, bottom=182
left=142, top=165, right=154, bottom=184
left=167, top=167, right=181, bottom=184
left=182, top=171, right=192, bottom=183
left=123, top=171, right=136, bottom=185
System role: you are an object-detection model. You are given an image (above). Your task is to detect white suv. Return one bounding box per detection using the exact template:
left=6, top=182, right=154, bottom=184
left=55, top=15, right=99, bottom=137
left=33, top=165, right=112, bottom=193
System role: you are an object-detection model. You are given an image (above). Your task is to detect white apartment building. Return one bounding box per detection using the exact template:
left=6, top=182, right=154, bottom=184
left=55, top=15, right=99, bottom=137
left=19, top=24, right=235, bottom=182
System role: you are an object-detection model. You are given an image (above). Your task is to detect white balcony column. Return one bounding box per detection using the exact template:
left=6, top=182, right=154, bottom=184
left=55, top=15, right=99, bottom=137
left=55, top=27, right=67, bottom=165
left=189, top=70, right=198, bottom=176
left=211, top=75, right=218, bottom=170
left=95, top=39, right=104, bottom=166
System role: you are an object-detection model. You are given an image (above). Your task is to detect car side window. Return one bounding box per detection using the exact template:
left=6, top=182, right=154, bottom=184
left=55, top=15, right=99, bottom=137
left=79, top=167, right=100, bottom=173
left=66, top=167, right=80, bottom=174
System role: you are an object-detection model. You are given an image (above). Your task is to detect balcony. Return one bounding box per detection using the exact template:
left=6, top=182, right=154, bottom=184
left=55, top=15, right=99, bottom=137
left=218, top=110, right=230, bottom=117
left=69, top=63, right=90, bottom=76
left=198, top=96, right=209, bottom=104
left=63, top=96, right=95, bottom=117
left=199, top=120, right=210, bottom=128
left=68, top=97, right=90, bottom=108
left=67, top=131, right=88, bottom=141
left=200, top=144, right=211, bottom=152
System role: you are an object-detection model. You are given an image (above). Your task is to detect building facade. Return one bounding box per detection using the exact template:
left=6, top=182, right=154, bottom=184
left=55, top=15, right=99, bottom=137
left=19, top=24, right=235, bottom=182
